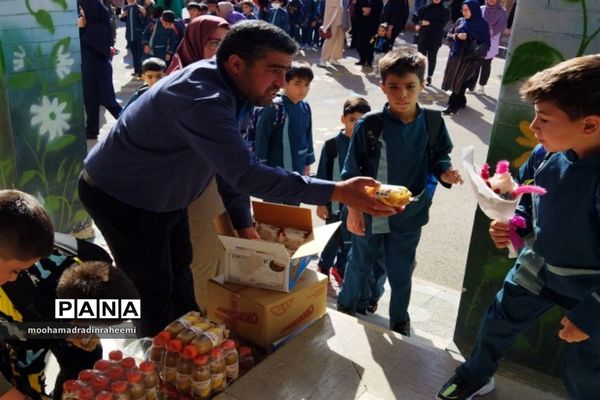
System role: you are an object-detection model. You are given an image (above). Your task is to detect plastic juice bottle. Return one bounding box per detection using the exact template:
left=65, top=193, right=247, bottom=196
left=95, top=391, right=113, bottom=400
left=108, top=365, right=125, bottom=383
left=62, top=379, right=82, bottom=400
left=108, top=350, right=124, bottom=364
left=93, top=359, right=111, bottom=374
left=120, top=357, right=137, bottom=374
left=139, top=361, right=160, bottom=400
left=110, top=381, right=131, bottom=400
left=222, top=340, right=239, bottom=381
left=176, top=345, right=198, bottom=395
left=79, top=386, right=95, bottom=400
left=190, top=326, right=225, bottom=355
left=191, top=355, right=211, bottom=400
left=163, top=339, right=182, bottom=387
left=91, top=375, right=111, bottom=394
left=238, top=346, right=255, bottom=375
left=209, top=347, right=227, bottom=393
left=164, top=312, right=201, bottom=338
left=78, top=369, right=96, bottom=384
left=365, top=184, right=412, bottom=207
left=176, top=325, right=202, bottom=346
left=126, top=371, right=146, bottom=400
left=149, top=332, right=169, bottom=375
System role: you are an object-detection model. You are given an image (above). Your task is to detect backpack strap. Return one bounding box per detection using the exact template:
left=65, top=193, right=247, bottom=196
left=324, top=137, right=338, bottom=180
left=423, top=108, right=442, bottom=169
left=361, top=111, right=384, bottom=172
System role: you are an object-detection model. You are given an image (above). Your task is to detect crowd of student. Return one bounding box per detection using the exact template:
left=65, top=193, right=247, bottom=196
left=2, top=1, right=600, bottom=400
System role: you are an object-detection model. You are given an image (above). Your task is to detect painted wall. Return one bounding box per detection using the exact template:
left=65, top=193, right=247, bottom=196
left=0, top=0, right=89, bottom=234
left=454, top=0, right=600, bottom=376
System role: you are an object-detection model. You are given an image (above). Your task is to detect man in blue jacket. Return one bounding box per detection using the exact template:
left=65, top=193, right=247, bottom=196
left=78, top=20, right=395, bottom=338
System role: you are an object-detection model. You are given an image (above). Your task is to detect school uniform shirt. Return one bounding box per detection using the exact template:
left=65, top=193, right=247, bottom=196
left=255, top=95, right=315, bottom=175
left=513, top=145, right=600, bottom=337
left=142, top=21, right=176, bottom=59
left=121, top=3, right=147, bottom=42
left=84, top=59, right=333, bottom=228
left=315, top=130, right=350, bottom=213
left=342, top=104, right=453, bottom=231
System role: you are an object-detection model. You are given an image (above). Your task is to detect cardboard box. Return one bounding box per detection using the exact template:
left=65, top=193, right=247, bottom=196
left=218, top=201, right=340, bottom=292
left=207, top=269, right=328, bottom=348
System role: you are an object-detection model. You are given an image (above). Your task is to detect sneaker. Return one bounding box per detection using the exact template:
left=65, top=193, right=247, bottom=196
left=437, top=375, right=495, bottom=400
left=426, top=76, right=432, bottom=86
left=336, top=303, right=356, bottom=317
left=316, top=61, right=327, bottom=68
left=390, top=319, right=410, bottom=336
left=366, top=302, right=378, bottom=313
left=476, top=85, right=485, bottom=94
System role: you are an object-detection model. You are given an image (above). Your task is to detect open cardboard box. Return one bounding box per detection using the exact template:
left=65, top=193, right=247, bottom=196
left=207, top=268, right=328, bottom=348
left=217, top=201, right=340, bottom=292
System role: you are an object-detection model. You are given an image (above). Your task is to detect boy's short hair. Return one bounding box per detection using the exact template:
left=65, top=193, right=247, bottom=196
left=285, top=62, right=314, bottom=83
left=187, top=1, right=202, bottom=10
left=378, top=48, right=426, bottom=83
left=0, top=190, right=54, bottom=261
left=57, top=261, right=139, bottom=301
left=198, top=2, right=209, bottom=10
left=241, top=0, right=254, bottom=9
left=378, top=22, right=388, bottom=29
left=161, top=9, right=176, bottom=22
left=343, top=97, right=371, bottom=116
left=217, top=20, right=297, bottom=68
left=519, top=54, right=600, bottom=121
left=206, top=0, right=218, bottom=4
left=142, top=57, right=167, bottom=73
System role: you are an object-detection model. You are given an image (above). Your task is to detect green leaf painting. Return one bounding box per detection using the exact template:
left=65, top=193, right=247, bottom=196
left=503, top=42, right=564, bottom=84
left=1, top=0, right=89, bottom=233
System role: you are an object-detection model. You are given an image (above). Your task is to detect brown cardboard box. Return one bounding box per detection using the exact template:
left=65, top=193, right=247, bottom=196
left=218, top=201, right=340, bottom=292
left=207, top=269, right=328, bottom=348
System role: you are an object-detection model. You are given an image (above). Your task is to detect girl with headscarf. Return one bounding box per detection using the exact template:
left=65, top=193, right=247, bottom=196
left=441, top=0, right=490, bottom=114
left=165, top=15, right=234, bottom=312
left=166, top=15, right=229, bottom=74
left=470, top=0, right=507, bottom=94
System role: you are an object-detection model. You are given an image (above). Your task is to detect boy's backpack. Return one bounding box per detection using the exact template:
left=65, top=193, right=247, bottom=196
left=243, top=95, right=287, bottom=153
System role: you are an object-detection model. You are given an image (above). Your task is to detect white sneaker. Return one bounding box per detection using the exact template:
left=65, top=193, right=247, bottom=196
left=330, top=59, right=341, bottom=66
left=476, top=85, right=485, bottom=94
left=316, top=61, right=327, bottom=68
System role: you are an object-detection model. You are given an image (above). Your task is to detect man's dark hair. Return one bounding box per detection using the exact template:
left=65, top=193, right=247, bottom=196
left=285, top=62, right=313, bottom=83
left=142, top=57, right=167, bottom=73
left=57, top=261, right=140, bottom=300
left=206, top=0, right=218, bottom=5
left=0, top=190, right=54, bottom=261
left=379, top=48, right=426, bottom=83
left=217, top=20, right=297, bottom=67
left=343, top=97, right=371, bottom=116
left=161, top=9, right=176, bottom=22
left=520, top=54, right=600, bottom=121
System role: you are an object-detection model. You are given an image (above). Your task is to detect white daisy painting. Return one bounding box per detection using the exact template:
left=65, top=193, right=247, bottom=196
left=30, top=96, right=71, bottom=141
left=55, top=44, right=74, bottom=79
left=13, top=46, right=26, bottom=72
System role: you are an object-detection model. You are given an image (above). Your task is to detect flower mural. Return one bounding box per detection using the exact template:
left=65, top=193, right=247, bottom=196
left=1, top=0, right=89, bottom=234
left=55, top=44, right=74, bottom=80
left=12, top=46, right=25, bottom=72
left=30, top=96, right=71, bottom=141
left=512, top=120, right=538, bottom=168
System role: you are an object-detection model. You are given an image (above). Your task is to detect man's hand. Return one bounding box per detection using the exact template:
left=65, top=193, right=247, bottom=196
left=421, top=19, right=430, bottom=26
left=457, top=32, right=467, bottom=40
left=237, top=227, right=260, bottom=239
left=346, top=207, right=365, bottom=236
left=489, top=220, right=510, bottom=248
left=332, top=177, right=396, bottom=217
left=143, top=44, right=151, bottom=54
left=440, top=168, right=464, bottom=185
left=558, top=317, right=590, bottom=343
left=316, top=205, right=329, bottom=221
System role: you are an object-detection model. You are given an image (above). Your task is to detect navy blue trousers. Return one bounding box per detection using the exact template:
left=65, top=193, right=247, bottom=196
left=458, top=266, right=600, bottom=400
